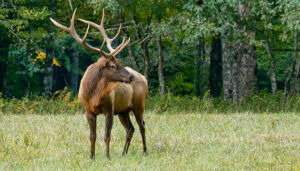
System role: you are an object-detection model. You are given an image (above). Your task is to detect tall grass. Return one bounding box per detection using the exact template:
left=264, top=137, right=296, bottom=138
left=1, top=89, right=300, bottom=114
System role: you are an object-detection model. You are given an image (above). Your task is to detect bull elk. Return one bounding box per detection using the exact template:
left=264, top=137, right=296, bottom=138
left=50, top=9, right=148, bottom=158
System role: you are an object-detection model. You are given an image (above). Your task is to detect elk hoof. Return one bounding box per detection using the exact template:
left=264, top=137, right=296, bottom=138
left=90, top=155, right=95, bottom=160
left=106, top=152, right=110, bottom=159
left=122, top=151, right=127, bottom=156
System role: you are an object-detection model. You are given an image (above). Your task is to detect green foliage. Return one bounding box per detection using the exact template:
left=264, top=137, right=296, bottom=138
left=257, top=52, right=293, bottom=90
left=279, top=0, right=300, bottom=30
left=0, top=0, right=300, bottom=98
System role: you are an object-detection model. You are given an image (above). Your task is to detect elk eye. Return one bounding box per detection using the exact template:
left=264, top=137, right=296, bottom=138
left=110, top=65, right=116, bottom=70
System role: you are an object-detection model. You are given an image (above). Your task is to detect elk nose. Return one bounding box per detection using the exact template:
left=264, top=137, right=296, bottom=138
left=129, top=75, right=135, bottom=82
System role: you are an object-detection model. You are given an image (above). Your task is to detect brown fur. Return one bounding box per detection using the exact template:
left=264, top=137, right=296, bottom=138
left=78, top=56, right=148, bottom=158
left=79, top=57, right=122, bottom=113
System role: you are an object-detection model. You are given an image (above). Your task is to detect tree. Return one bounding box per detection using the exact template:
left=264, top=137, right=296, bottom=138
left=210, top=35, right=222, bottom=97
left=0, top=25, right=10, bottom=93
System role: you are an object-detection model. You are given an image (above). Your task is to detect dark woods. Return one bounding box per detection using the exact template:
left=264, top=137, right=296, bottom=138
left=196, top=0, right=203, bottom=6
left=0, top=0, right=300, bottom=105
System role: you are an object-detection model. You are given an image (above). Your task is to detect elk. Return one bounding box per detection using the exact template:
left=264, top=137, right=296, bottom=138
left=50, top=9, right=148, bottom=159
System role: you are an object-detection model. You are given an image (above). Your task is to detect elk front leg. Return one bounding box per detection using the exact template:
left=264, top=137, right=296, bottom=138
left=86, top=112, right=97, bottom=159
left=104, top=113, right=113, bottom=158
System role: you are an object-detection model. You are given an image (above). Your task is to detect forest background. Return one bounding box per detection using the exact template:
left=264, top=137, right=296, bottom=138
left=1, top=0, right=300, bottom=112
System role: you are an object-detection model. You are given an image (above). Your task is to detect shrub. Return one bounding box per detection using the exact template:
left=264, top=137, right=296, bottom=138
left=1, top=90, right=300, bottom=115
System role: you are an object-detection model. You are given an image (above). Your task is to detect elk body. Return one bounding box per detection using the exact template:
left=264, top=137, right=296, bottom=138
left=50, top=9, right=147, bottom=158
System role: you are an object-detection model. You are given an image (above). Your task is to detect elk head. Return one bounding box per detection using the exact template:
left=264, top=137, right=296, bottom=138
left=50, top=9, right=134, bottom=83
left=99, top=56, right=135, bottom=83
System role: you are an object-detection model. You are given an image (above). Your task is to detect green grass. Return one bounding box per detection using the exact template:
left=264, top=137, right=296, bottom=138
left=0, top=112, right=299, bottom=170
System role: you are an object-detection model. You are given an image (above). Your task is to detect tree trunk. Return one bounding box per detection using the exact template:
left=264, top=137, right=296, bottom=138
left=291, top=31, right=300, bottom=95
left=284, top=58, right=296, bottom=99
left=0, top=26, right=9, bottom=95
left=221, top=1, right=257, bottom=103
left=195, top=37, right=206, bottom=98
left=43, top=37, right=54, bottom=96
left=43, top=63, right=54, bottom=96
left=222, top=31, right=256, bottom=103
left=265, top=40, right=277, bottom=94
left=235, top=1, right=257, bottom=102
left=232, top=41, right=238, bottom=103
left=0, top=61, right=6, bottom=94
left=128, top=44, right=139, bottom=71
left=141, top=42, right=150, bottom=80
left=124, top=29, right=138, bottom=70
left=209, top=34, right=222, bottom=97
left=157, top=36, right=165, bottom=95
left=70, top=44, right=79, bottom=92
left=222, top=31, right=235, bottom=102
left=236, top=39, right=257, bottom=102
left=285, top=31, right=299, bottom=98
left=132, top=18, right=150, bottom=79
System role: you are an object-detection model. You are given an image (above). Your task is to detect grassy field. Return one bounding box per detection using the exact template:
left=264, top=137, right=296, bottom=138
left=0, top=112, right=299, bottom=170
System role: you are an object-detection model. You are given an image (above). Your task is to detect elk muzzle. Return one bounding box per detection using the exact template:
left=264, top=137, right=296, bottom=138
left=123, top=74, right=135, bottom=83
left=110, top=67, right=135, bottom=84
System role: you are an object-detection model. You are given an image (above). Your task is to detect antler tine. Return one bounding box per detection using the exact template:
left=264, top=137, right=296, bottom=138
left=51, top=8, right=130, bottom=57
left=50, top=17, right=69, bottom=32
left=99, top=39, right=106, bottom=52
left=101, top=8, right=105, bottom=27
left=50, top=9, right=109, bottom=57
left=111, top=24, right=122, bottom=41
left=78, top=19, right=100, bottom=29
left=112, top=37, right=131, bottom=57
left=111, top=37, right=126, bottom=56
left=98, top=9, right=113, bottom=52
left=70, top=9, right=76, bottom=28
left=82, top=24, right=90, bottom=41
left=78, top=9, right=130, bottom=57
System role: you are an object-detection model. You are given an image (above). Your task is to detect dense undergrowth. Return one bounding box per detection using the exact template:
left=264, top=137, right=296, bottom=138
left=1, top=89, right=300, bottom=115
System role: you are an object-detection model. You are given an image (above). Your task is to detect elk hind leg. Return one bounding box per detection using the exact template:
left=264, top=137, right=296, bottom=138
left=133, top=109, right=147, bottom=154
left=118, top=112, right=135, bottom=155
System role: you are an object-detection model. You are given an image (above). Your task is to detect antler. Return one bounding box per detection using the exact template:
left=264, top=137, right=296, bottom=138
left=78, top=9, right=130, bottom=57
left=50, top=9, right=130, bottom=57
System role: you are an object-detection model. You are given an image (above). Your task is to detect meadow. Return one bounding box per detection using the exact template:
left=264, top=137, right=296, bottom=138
left=2, top=0, right=300, bottom=169
left=0, top=110, right=299, bottom=170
